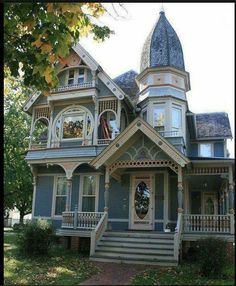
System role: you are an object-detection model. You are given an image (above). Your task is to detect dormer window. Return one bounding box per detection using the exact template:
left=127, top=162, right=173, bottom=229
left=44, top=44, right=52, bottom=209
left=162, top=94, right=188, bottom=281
left=65, top=68, right=87, bottom=86
left=153, top=105, right=165, bottom=131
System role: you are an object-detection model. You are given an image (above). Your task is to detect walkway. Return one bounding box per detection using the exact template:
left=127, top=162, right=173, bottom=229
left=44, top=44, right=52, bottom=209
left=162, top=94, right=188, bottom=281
left=80, top=261, right=157, bottom=285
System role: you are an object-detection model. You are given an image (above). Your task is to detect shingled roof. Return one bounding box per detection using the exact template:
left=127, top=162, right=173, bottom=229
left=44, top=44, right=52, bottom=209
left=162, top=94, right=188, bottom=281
left=113, top=70, right=139, bottom=103
left=196, top=112, right=232, bottom=139
left=140, top=11, right=185, bottom=72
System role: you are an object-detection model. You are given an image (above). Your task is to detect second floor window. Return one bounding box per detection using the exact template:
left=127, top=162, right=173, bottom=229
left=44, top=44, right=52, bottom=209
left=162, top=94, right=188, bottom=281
left=172, top=107, right=182, bottom=132
left=199, top=143, right=212, bottom=157
left=54, top=106, right=93, bottom=141
left=68, top=69, right=75, bottom=85
left=78, top=68, right=85, bottom=84
left=153, top=106, right=165, bottom=131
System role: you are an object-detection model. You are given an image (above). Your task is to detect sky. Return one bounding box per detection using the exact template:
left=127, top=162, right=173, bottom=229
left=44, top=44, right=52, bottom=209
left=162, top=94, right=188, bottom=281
left=80, top=3, right=235, bottom=158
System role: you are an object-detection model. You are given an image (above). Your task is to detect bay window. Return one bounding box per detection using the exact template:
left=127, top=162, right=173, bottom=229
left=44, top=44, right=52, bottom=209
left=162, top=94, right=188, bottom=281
left=172, top=106, right=182, bottom=133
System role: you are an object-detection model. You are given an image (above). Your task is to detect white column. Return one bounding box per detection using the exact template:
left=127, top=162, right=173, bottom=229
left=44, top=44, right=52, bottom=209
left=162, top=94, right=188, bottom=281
left=65, top=178, right=72, bottom=212
left=47, top=103, right=53, bottom=148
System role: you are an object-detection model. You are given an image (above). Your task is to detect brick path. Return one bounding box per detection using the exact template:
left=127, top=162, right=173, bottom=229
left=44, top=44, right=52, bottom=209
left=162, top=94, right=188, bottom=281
left=80, top=261, right=157, bottom=285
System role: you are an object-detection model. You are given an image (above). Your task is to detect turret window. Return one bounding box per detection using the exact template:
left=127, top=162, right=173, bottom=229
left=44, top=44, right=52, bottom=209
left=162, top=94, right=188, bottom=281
left=172, top=107, right=182, bottom=131
left=153, top=106, right=165, bottom=131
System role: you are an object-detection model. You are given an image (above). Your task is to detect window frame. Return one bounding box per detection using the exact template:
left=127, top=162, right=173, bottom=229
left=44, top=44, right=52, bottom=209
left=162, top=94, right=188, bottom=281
left=52, top=175, right=68, bottom=218
left=53, top=106, right=94, bottom=142
left=152, top=104, right=166, bottom=131
left=66, top=68, right=87, bottom=86
left=171, top=105, right=182, bottom=131
left=79, top=174, right=100, bottom=212
left=199, top=143, right=213, bottom=157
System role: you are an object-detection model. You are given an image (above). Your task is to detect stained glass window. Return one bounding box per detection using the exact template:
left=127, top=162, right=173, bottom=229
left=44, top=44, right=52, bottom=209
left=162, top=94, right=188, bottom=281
left=153, top=106, right=165, bottom=131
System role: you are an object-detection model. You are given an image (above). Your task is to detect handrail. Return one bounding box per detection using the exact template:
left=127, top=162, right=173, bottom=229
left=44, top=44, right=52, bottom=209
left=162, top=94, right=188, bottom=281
left=174, top=213, right=183, bottom=261
left=90, top=212, right=108, bottom=256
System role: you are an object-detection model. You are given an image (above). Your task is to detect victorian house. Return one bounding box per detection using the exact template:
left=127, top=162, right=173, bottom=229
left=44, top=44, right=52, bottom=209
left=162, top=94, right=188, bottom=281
left=24, top=11, right=234, bottom=266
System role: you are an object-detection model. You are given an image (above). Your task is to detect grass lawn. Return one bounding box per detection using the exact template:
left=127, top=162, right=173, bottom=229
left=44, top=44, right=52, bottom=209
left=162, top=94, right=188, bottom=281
left=129, top=262, right=235, bottom=285
left=4, top=229, right=98, bottom=285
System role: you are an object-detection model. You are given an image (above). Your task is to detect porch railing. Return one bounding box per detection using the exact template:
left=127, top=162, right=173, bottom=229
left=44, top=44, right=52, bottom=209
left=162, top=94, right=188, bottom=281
left=183, top=214, right=233, bottom=234
left=61, top=211, right=105, bottom=230
left=90, top=212, right=108, bottom=256
left=174, top=213, right=183, bottom=261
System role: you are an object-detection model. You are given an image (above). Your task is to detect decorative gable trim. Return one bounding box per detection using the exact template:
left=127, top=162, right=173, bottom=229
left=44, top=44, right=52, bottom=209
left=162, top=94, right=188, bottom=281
left=23, top=91, right=41, bottom=112
left=91, top=117, right=190, bottom=169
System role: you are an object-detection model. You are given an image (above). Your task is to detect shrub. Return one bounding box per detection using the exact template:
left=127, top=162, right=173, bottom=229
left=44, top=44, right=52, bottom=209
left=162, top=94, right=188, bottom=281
left=195, top=237, right=228, bottom=277
left=13, top=223, right=25, bottom=232
left=16, top=219, right=55, bottom=257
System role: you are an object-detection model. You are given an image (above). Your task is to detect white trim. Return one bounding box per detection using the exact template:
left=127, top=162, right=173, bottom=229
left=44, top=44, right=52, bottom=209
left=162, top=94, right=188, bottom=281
left=51, top=175, right=68, bottom=218
left=79, top=174, right=100, bottom=212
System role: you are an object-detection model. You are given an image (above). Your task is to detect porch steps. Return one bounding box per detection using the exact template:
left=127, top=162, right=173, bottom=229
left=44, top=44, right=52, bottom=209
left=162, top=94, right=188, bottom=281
left=90, top=231, right=178, bottom=266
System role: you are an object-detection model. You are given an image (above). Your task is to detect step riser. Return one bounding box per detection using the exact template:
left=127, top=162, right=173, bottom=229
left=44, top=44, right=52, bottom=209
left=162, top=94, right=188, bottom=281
left=101, top=237, right=174, bottom=244
left=104, top=232, right=174, bottom=239
left=96, top=246, right=173, bottom=255
left=90, top=257, right=178, bottom=266
left=97, top=242, right=174, bottom=249
left=94, top=251, right=175, bottom=261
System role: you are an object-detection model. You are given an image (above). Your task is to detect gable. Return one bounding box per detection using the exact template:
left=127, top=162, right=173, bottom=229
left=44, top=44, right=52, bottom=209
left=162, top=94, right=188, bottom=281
left=118, top=134, right=171, bottom=161
left=91, top=117, right=190, bottom=169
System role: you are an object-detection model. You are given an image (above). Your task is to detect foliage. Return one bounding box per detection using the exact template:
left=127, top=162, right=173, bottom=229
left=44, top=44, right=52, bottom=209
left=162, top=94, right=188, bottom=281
left=13, top=223, right=25, bottom=232
left=4, top=230, right=98, bottom=285
left=4, top=70, right=33, bottom=221
left=194, top=237, right=228, bottom=278
left=4, top=3, right=113, bottom=95
left=129, top=262, right=235, bottom=285
left=16, top=219, right=55, bottom=257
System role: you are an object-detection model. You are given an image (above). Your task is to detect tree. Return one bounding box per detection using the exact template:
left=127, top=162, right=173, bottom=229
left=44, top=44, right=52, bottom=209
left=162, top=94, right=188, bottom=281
left=4, top=69, right=33, bottom=222
left=4, top=3, right=112, bottom=95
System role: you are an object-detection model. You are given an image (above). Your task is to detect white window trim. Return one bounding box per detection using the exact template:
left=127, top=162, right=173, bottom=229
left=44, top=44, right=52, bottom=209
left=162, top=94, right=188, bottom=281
left=198, top=143, right=213, bottom=157
left=79, top=174, right=100, bottom=212
left=51, top=175, right=68, bottom=218
left=66, top=67, right=88, bottom=85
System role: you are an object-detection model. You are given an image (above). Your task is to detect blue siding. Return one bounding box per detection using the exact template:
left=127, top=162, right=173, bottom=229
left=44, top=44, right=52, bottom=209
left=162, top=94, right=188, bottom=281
left=169, top=176, right=178, bottom=221
left=109, top=221, right=128, bottom=231
left=188, top=143, right=198, bottom=157
left=155, top=174, right=164, bottom=220
left=108, top=175, right=130, bottom=219
left=98, top=175, right=105, bottom=212
left=34, top=176, right=54, bottom=217
left=214, top=142, right=224, bottom=157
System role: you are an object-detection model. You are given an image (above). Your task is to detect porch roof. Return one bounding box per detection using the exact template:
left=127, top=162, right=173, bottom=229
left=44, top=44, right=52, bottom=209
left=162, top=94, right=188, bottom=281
left=90, top=117, right=190, bottom=169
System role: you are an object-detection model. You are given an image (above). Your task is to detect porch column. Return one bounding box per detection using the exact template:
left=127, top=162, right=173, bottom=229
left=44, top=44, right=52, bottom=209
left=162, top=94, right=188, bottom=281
left=228, top=166, right=234, bottom=214
left=65, top=178, right=72, bottom=212
left=177, top=166, right=184, bottom=213
left=104, top=167, right=110, bottom=212
left=225, top=187, right=229, bottom=214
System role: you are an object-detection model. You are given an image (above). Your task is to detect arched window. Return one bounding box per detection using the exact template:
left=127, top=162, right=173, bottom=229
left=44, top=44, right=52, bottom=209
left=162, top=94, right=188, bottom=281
left=31, top=118, right=49, bottom=149
left=98, top=110, right=119, bottom=142
left=54, top=106, right=94, bottom=142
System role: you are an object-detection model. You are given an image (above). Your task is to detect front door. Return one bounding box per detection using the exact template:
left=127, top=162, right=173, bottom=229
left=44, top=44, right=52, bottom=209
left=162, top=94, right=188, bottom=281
left=130, top=175, right=154, bottom=230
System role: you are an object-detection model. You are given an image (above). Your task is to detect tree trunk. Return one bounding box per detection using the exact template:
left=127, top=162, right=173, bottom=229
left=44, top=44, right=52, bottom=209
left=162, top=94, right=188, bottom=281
left=19, top=212, right=24, bottom=224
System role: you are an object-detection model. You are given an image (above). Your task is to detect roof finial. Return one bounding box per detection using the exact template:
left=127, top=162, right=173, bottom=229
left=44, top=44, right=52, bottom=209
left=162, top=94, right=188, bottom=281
left=160, top=3, right=165, bottom=14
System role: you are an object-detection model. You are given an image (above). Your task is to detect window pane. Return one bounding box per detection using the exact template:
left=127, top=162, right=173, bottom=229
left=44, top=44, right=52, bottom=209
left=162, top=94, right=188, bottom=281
left=153, top=107, right=165, bottom=127
left=62, top=115, right=84, bottom=139
left=86, top=115, right=91, bottom=135
left=69, top=69, right=74, bottom=77
left=200, top=144, right=211, bottom=157
left=82, top=197, right=95, bottom=212
left=78, top=77, right=84, bottom=84
left=83, top=176, right=96, bottom=195
left=55, top=196, right=67, bottom=215
left=172, top=108, right=182, bottom=129
left=79, top=68, right=84, bottom=75
left=57, top=177, right=67, bottom=195
left=143, top=111, right=147, bottom=121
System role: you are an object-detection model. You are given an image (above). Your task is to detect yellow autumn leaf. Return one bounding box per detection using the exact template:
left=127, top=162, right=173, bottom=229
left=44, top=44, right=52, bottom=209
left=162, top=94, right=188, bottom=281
left=32, top=36, right=42, bottom=48
left=41, top=43, right=53, bottom=54
left=48, top=54, right=56, bottom=63
left=47, top=3, right=54, bottom=13
left=80, top=24, right=92, bottom=37
left=43, top=90, right=51, bottom=96
left=24, top=20, right=34, bottom=31
left=44, top=67, right=53, bottom=84
left=68, top=15, right=78, bottom=27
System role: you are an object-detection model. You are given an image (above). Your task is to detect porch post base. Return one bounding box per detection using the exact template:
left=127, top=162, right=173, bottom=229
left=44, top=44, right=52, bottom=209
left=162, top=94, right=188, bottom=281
left=104, top=207, right=109, bottom=212
left=177, top=208, right=184, bottom=213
